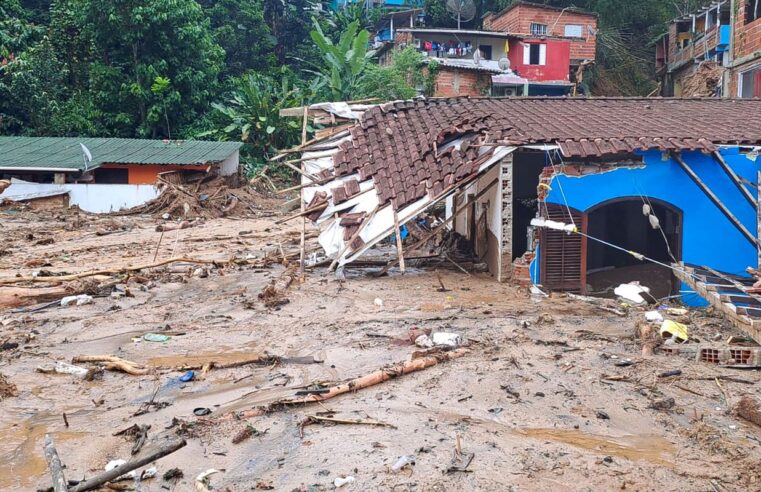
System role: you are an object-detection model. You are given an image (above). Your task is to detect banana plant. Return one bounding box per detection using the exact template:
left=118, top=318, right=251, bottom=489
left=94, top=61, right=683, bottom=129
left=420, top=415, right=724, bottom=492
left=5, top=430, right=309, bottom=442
left=308, top=19, right=374, bottom=101
left=200, top=67, right=305, bottom=165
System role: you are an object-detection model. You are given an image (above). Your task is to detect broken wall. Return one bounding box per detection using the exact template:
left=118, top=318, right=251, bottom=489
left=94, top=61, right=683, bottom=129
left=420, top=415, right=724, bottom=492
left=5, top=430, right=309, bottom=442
left=533, top=148, right=759, bottom=306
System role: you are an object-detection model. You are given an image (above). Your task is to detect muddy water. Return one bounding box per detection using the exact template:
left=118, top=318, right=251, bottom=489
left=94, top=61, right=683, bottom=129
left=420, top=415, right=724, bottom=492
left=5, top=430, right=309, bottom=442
left=147, top=344, right=259, bottom=368
left=515, top=428, right=675, bottom=466
left=0, top=414, right=88, bottom=490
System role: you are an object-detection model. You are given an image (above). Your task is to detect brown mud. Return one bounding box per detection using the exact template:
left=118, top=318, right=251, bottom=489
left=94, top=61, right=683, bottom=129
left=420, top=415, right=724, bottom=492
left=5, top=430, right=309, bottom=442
left=1, top=205, right=761, bottom=491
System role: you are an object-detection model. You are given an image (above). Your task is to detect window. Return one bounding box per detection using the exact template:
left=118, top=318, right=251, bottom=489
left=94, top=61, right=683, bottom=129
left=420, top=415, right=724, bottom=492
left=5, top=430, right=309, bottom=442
left=564, top=24, right=583, bottom=38
left=478, top=44, right=493, bottom=60
left=530, top=22, right=548, bottom=36
left=739, top=68, right=761, bottom=98
left=93, top=167, right=129, bottom=184
left=748, top=0, right=761, bottom=23
left=523, top=43, right=546, bottom=65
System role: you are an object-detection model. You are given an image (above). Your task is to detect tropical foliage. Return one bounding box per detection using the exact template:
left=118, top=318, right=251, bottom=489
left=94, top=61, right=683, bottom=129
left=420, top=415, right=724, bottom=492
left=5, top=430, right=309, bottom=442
left=0, top=0, right=718, bottom=176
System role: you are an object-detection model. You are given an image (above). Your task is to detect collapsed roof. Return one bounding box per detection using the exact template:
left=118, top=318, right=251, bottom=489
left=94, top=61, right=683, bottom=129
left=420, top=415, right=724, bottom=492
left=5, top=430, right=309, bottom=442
left=285, top=97, right=761, bottom=268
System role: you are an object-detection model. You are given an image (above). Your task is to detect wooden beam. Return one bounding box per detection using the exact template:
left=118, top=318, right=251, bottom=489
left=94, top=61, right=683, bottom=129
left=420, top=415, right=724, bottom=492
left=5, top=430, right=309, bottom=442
left=393, top=211, right=406, bottom=274
left=713, top=151, right=757, bottom=208
left=674, top=264, right=761, bottom=342
left=673, top=153, right=758, bottom=247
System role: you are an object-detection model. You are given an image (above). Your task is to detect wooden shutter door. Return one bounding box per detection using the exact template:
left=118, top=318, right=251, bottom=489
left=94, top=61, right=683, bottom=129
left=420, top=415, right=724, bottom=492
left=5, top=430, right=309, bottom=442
left=540, top=204, right=585, bottom=292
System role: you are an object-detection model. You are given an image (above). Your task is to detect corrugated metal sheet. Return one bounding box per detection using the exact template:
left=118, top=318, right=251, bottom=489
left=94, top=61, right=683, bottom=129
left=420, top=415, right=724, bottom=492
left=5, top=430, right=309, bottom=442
left=0, top=137, right=242, bottom=172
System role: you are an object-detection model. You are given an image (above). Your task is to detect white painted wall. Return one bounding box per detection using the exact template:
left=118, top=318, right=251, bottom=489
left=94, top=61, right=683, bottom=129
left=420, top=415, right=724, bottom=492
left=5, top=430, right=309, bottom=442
left=1, top=180, right=160, bottom=213
left=218, top=150, right=240, bottom=176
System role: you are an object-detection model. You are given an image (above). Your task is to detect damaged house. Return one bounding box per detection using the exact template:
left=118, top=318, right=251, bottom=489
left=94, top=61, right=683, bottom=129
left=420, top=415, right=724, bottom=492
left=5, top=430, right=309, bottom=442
left=285, top=97, right=761, bottom=314
left=657, top=0, right=761, bottom=97
left=0, top=137, right=241, bottom=213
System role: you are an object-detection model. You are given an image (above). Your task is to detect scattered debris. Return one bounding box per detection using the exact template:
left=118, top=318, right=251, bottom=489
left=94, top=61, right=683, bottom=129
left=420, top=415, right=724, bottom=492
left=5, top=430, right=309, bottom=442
left=736, top=395, right=761, bottom=428
left=446, top=434, right=474, bottom=473
left=334, top=476, right=355, bottom=488
left=72, top=355, right=150, bottom=376
left=234, top=349, right=469, bottom=419
left=614, top=282, right=653, bottom=305
left=0, top=372, right=18, bottom=398
left=390, top=455, right=416, bottom=474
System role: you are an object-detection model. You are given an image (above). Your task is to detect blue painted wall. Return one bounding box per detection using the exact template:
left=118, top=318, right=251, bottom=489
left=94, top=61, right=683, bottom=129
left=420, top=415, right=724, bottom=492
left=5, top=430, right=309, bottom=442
left=531, top=148, right=759, bottom=305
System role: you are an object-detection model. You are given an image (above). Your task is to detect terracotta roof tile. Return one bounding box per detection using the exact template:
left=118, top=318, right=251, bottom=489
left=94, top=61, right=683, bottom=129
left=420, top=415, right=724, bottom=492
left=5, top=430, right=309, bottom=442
left=327, top=97, right=761, bottom=210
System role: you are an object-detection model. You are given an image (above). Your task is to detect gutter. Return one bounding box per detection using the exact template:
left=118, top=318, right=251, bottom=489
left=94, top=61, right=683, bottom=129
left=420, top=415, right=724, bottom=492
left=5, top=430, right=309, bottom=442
left=0, top=167, right=83, bottom=173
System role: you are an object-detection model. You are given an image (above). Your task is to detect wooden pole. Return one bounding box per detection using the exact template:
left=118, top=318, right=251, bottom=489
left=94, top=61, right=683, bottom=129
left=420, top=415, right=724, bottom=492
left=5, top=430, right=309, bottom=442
left=43, top=435, right=68, bottom=492
left=68, top=438, right=186, bottom=492
left=393, top=211, right=406, bottom=274
left=300, top=106, right=308, bottom=279
left=235, top=349, right=469, bottom=419
left=377, top=178, right=498, bottom=275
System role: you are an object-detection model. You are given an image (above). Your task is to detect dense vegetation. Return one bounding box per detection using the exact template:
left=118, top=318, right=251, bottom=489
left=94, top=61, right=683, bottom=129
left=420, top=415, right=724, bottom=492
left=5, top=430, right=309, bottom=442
left=0, top=0, right=710, bottom=174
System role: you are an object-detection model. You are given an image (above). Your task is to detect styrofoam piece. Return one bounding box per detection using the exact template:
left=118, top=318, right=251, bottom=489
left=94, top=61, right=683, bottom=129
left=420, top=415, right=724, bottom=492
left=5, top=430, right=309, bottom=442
left=614, top=282, right=651, bottom=304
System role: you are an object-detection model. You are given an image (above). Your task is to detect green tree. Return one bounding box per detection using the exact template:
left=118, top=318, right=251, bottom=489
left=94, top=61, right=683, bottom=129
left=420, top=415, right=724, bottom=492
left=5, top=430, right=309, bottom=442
left=356, top=46, right=435, bottom=100
left=308, top=19, right=373, bottom=101
left=201, top=0, right=277, bottom=78
left=85, top=0, right=224, bottom=137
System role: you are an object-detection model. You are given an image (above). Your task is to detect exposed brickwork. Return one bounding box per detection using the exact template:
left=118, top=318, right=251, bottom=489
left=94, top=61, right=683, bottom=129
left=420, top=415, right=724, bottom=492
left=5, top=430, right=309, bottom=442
left=735, top=2, right=761, bottom=61
left=434, top=68, right=491, bottom=97
left=483, top=1, right=597, bottom=61
left=512, top=251, right=535, bottom=286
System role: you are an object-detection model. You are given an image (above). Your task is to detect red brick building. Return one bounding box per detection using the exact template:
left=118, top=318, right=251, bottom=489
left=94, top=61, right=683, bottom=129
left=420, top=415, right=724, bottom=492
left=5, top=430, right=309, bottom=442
left=389, top=2, right=597, bottom=97
left=483, top=1, right=598, bottom=64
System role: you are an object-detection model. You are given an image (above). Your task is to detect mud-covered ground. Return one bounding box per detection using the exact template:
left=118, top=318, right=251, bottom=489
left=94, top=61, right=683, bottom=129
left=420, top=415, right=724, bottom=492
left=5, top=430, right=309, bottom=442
left=2, top=203, right=761, bottom=492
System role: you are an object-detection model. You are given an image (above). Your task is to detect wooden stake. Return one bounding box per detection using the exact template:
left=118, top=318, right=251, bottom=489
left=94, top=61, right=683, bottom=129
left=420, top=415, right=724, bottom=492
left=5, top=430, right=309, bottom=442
left=300, top=106, right=308, bottom=279
left=43, top=434, right=68, bottom=492
left=393, top=211, right=406, bottom=274
left=68, top=437, right=186, bottom=492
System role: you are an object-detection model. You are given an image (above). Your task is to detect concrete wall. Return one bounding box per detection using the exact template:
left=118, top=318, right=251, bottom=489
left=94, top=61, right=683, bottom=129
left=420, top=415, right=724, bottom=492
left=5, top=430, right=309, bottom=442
left=1, top=181, right=160, bottom=213
left=219, top=150, right=240, bottom=176
left=536, top=148, right=759, bottom=305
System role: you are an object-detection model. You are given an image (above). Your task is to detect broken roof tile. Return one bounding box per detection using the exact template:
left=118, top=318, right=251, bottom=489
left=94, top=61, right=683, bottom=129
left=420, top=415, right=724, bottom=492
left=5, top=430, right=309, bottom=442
left=318, top=98, right=761, bottom=211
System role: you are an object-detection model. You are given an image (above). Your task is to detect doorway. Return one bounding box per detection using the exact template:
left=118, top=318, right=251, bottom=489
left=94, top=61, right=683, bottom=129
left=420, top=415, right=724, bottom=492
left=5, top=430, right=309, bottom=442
left=585, top=198, right=682, bottom=300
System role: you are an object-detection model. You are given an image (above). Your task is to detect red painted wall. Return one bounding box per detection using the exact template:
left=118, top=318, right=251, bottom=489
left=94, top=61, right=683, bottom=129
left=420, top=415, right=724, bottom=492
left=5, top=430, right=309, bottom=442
left=508, top=39, right=571, bottom=82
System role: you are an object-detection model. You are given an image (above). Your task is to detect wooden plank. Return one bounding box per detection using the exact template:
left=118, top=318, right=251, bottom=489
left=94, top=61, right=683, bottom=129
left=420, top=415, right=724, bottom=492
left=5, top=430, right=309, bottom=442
left=673, top=153, right=758, bottom=247
left=675, top=264, right=761, bottom=342
left=712, top=151, right=757, bottom=208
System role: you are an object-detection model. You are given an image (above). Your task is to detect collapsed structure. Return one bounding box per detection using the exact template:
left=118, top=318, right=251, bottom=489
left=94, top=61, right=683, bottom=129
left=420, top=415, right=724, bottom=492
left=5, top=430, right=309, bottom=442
left=284, top=97, right=761, bottom=311
left=0, top=137, right=241, bottom=212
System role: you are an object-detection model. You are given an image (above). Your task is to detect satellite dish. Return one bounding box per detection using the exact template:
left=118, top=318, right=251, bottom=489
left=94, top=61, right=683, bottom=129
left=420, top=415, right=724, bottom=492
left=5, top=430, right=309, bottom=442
left=498, top=57, right=511, bottom=71
left=473, top=49, right=481, bottom=65
left=445, top=0, right=476, bottom=30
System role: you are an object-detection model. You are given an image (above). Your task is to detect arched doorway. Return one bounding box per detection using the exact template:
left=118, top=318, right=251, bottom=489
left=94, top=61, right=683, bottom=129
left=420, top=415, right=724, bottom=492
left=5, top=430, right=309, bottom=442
left=585, top=198, right=682, bottom=300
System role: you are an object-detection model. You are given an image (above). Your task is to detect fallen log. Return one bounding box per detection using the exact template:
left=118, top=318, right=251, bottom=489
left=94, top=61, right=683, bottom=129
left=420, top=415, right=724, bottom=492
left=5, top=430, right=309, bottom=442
left=234, top=348, right=469, bottom=419
left=73, top=355, right=151, bottom=376
left=43, top=434, right=68, bottom=492
left=155, top=221, right=193, bottom=233
left=736, top=395, right=761, bottom=427
left=0, top=256, right=228, bottom=285
left=68, top=436, right=186, bottom=492
left=0, top=285, right=70, bottom=309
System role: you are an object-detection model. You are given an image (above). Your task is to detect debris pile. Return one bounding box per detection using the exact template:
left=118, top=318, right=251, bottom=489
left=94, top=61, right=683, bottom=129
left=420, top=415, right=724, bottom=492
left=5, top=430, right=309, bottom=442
left=119, top=175, right=267, bottom=219
left=680, top=61, right=722, bottom=97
